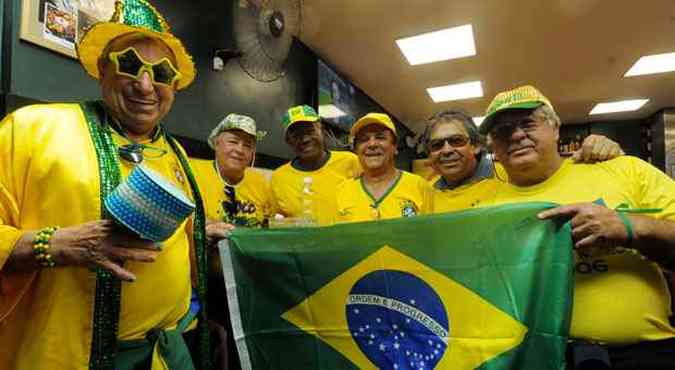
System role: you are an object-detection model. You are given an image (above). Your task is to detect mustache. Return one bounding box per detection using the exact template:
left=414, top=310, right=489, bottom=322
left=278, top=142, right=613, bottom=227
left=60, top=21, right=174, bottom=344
left=507, top=140, right=535, bottom=154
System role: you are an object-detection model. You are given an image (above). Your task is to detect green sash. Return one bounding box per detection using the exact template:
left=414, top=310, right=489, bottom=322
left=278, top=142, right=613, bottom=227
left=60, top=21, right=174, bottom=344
left=81, top=101, right=211, bottom=370
left=115, top=305, right=198, bottom=370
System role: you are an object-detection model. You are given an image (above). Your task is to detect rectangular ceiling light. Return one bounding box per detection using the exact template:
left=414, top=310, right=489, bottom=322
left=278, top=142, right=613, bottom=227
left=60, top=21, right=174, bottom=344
left=624, top=52, right=675, bottom=77
left=473, top=116, right=485, bottom=126
left=396, top=24, right=476, bottom=65
left=589, top=99, right=649, bottom=115
left=318, top=104, right=347, bottom=119
left=427, top=81, right=483, bottom=103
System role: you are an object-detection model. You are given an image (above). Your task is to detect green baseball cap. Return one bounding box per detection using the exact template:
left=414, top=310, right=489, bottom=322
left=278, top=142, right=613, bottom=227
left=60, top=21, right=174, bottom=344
left=480, top=85, right=555, bottom=134
left=281, top=105, right=320, bottom=134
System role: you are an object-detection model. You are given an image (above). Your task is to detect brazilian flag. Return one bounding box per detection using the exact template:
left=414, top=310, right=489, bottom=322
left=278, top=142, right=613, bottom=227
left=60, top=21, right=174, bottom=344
left=220, top=203, right=573, bottom=370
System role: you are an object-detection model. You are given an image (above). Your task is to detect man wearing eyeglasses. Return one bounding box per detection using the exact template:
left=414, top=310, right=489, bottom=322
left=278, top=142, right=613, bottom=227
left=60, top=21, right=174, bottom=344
left=481, top=85, right=675, bottom=370
left=271, top=105, right=361, bottom=226
left=0, top=1, right=219, bottom=369
left=335, top=113, right=433, bottom=223
left=428, top=109, right=624, bottom=213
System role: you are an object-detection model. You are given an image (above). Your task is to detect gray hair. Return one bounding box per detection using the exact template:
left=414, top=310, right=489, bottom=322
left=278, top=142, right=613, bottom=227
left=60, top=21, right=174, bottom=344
left=531, top=104, right=561, bottom=128
left=425, top=109, right=483, bottom=149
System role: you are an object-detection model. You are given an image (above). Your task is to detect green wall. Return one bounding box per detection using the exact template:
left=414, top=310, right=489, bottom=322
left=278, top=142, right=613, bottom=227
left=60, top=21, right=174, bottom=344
left=8, top=0, right=99, bottom=103
left=1, top=0, right=4, bottom=90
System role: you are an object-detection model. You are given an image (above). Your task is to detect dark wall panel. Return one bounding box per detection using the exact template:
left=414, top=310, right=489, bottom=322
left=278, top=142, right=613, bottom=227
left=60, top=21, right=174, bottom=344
left=589, top=120, right=644, bottom=157
left=649, top=112, right=665, bottom=171
left=1, top=0, right=4, bottom=89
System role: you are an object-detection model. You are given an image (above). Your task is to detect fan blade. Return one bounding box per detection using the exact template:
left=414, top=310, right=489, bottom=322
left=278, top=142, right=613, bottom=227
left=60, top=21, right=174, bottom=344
left=233, top=0, right=302, bottom=82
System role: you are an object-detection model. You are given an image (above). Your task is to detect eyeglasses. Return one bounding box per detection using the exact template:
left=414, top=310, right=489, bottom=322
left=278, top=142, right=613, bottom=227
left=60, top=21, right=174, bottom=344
left=108, top=47, right=182, bottom=87
left=428, top=135, right=470, bottom=152
left=118, top=143, right=168, bottom=164
left=490, top=118, right=541, bottom=139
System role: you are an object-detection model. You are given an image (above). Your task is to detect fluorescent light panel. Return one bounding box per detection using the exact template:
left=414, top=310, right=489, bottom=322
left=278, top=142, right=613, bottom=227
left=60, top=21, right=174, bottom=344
left=318, top=104, right=347, bottom=119
left=427, top=81, right=483, bottom=103
left=396, top=24, right=476, bottom=65
left=589, top=99, right=649, bottom=115
left=473, top=116, right=485, bottom=125
left=624, top=52, right=675, bottom=77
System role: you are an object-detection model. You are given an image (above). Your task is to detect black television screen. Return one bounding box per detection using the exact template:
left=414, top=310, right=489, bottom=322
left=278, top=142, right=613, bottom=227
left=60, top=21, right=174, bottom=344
left=317, top=58, right=413, bottom=149
left=318, top=59, right=357, bottom=131
left=318, top=59, right=401, bottom=133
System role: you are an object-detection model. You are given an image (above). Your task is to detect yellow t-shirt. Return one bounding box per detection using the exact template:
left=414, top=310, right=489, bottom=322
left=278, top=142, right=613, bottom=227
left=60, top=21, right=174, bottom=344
left=335, top=171, right=433, bottom=223
left=0, top=103, right=194, bottom=369
left=491, top=157, right=675, bottom=344
left=430, top=155, right=508, bottom=214
left=192, top=159, right=272, bottom=227
left=432, top=178, right=501, bottom=213
left=270, top=150, right=361, bottom=226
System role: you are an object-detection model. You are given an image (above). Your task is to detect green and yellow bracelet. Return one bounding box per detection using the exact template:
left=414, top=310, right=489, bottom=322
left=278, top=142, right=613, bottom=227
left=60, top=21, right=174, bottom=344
left=33, top=226, right=59, bottom=268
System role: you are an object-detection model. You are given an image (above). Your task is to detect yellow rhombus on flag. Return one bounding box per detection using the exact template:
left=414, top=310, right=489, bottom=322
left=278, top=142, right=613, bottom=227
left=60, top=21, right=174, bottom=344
left=282, top=245, right=528, bottom=369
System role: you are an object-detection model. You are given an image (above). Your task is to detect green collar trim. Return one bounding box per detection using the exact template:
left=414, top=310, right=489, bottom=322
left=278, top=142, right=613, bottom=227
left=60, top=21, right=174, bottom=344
left=360, top=170, right=402, bottom=209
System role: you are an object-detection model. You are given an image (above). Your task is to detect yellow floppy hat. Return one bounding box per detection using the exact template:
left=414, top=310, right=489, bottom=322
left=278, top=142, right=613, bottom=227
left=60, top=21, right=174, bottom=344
left=76, top=0, right=195, bottom=90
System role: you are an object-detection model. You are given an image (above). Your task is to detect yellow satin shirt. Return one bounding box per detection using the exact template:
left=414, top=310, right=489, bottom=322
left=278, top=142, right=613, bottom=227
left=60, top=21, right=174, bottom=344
left=0, top=103, right=194, bottom=369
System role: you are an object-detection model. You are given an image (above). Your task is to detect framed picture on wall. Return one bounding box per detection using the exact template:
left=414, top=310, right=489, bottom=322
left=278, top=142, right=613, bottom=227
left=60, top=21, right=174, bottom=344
left=20, top=0, right=115, bottom=58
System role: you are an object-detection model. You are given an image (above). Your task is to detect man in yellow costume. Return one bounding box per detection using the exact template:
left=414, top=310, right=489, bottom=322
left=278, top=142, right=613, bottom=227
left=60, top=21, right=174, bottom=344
left=481, top=85, right=675, bottom=369
left=335, top=113, right=433, bottom=223
left=427, top=109, right=624, bottom=213
left=271, top=105, right=361, bottom=225
left=0, top=0, right=215, bottom=369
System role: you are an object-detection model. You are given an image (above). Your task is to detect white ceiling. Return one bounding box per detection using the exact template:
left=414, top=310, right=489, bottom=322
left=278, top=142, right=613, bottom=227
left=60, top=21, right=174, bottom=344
left=300, top=0, right=675, bottom=132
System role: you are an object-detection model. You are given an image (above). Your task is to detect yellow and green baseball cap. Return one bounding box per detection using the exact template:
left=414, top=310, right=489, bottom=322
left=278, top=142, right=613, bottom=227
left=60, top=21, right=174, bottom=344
left=350, top=113, right=398, bottom=142
left=479, top=85, right=554, bottom=134
left=281, top=105, right=320, bottom=134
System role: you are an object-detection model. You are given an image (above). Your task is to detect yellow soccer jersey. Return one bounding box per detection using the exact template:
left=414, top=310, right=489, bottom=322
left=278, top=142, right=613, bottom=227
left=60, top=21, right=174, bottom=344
left=192, top=159, right=272, bottom=228
left=491, top=157, right=675, bottom=344
left=270, top=150, right=361, bottom=226
left=335, top=171, right=433, bottom=223
left=432, top=178, right=501, bottom=213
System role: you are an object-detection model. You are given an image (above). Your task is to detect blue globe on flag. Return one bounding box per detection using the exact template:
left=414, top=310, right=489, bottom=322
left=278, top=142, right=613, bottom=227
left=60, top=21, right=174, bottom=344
left=346, top=270, right=449, bottom=370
